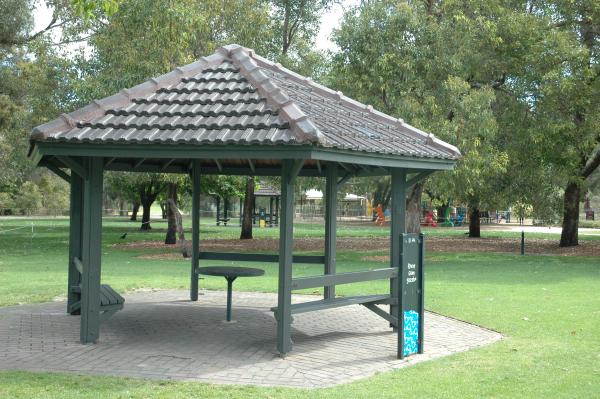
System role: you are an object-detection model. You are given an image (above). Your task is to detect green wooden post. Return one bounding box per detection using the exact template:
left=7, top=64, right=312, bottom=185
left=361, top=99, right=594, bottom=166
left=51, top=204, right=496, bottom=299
left=80, top=157, right=103, bottom=343
left=191, top=160, right=201, bottom=301
left=324, top=164, right=337, bottom=299
left=277, top=160, right=296, bottom=356
left=67, top=173, right=84, bottom=314
left=390, top=168, right=406, bottom=327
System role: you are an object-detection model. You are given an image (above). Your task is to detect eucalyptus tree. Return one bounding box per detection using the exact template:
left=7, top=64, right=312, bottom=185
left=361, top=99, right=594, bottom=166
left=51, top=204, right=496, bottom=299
left=526, top=1, right=600, bottom=246
left=328, top=0, right=513, bottom=236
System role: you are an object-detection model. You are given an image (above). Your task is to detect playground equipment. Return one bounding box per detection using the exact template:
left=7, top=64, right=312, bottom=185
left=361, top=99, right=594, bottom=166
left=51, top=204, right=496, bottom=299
left=374, top=204, right=386, bottom=226
left=440, top=200, right=454, bottom=227
left=423, top=211, right=437, bottom=227
left=452, top=207, right=466, bottom=226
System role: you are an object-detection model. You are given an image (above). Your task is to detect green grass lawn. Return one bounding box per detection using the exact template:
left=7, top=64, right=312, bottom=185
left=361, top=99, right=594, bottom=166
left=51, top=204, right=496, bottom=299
left=0, top=217, right=599, bottom=398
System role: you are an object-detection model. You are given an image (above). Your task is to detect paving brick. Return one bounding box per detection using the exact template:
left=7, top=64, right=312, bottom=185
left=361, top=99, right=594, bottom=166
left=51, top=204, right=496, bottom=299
left=0, top=290, right=501, bottom=388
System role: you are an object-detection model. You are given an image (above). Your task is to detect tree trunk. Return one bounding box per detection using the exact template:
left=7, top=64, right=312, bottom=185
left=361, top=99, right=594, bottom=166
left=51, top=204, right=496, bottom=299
left=141, top=201, right=152, bottom=230
left=406, top=182, right=423, bottom=234
left=240, top=177, right=255, bottom=239
left=168, top=198, right=189, bottom=258
left=372, top=177, right=391, bottom=220
left=560, top=181, right=580, bottom=247
left=469, top=207, right=481, bottom=238
left=160, top=202, right=167, bottom=219
left=165, top=183, right=178, bottom=244
left=130, top=202, right=140, bottom=221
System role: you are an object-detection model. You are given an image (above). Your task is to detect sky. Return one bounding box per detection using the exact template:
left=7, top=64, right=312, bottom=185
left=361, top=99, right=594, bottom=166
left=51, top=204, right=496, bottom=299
left=33, top=1, right=360, bottom=53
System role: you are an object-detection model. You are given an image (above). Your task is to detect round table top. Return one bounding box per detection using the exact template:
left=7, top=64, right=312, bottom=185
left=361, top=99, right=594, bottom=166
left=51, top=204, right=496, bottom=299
left=197, top=266, right=265, bottom=278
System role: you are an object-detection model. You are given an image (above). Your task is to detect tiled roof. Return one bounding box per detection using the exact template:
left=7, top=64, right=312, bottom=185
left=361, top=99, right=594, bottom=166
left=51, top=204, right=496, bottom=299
left=255, top=183, right=280, bottom=197
left=31, top=44, right=460, bottom=160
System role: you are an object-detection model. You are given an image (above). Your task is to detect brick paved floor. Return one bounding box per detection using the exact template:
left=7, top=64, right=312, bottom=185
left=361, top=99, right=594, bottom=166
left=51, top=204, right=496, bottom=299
left=0, top=290, right=501, bottom=388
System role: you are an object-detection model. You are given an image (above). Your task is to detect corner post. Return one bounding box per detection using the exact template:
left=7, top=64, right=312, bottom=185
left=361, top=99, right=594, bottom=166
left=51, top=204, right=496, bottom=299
left=191, top=160, right=201, bottom=301
left=80, top=157, right=103, bottom=343
left=390, top=169, right=406, bottom=327
left=68, top=173, right=84, bottom=314
left=418, top=232, right=425, bottom=354
left=324, top=164, right=337, bottom=299
left=277, top=159, right=298, bottom=356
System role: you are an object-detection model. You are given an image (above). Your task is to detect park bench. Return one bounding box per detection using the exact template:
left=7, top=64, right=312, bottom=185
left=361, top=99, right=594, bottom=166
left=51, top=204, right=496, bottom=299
left=68, top=257, right=124, bottom=321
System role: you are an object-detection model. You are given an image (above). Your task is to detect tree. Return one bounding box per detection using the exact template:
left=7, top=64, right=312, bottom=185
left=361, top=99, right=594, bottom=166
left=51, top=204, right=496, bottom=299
left=240, top=178, right=255, bottom=239
left=15, top=181, right=42, bottom=215
left=105, top=172, right=166, bottom=230
left=72, top=0, right=281, bottom=241
left=328, top=1, right=509, bottom=237
left=530, top=2, right=600, bottom=246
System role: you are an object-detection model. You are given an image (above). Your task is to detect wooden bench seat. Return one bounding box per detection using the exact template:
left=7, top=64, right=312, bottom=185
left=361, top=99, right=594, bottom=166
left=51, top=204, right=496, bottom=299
left=69, top=284, right=124, bottom=320
left=271, top=294, right=392, bottom=316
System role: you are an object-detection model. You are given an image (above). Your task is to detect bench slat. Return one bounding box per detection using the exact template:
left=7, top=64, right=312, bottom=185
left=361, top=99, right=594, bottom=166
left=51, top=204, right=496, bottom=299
left=99, top=287, right=111, bottom=306
left=101, top=284, right=124, bottom=305
left=271, top=294, right=391, bottom=315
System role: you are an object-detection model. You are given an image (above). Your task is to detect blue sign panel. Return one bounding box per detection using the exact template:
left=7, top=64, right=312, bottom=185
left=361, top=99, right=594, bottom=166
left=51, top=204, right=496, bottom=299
left=403, top=310, right=419, bottom=356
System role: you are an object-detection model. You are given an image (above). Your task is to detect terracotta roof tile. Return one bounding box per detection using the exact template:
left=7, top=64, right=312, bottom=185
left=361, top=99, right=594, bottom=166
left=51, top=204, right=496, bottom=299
left=31, top=44, right=460, bottom=160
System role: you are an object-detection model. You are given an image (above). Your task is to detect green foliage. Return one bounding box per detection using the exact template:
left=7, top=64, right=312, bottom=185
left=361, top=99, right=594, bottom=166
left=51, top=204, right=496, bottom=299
left=328, top=0, right=600, bottom=230
left=71, top=0, right=122, bottom=18
left=0, top=0, right=34, bottom=48
left=14, top=181, right=42, bottom=215
left=328, top=1, right=510, bottom=211
left=36, top=174, right=70, bottom=214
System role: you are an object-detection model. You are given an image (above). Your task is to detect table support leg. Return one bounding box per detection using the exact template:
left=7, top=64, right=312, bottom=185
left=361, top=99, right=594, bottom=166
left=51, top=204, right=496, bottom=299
left=226, top=276, right=237, bottom=321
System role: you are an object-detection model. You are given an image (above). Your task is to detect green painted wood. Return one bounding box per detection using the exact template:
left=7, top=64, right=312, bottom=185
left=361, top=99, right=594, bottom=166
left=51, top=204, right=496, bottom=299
left=35, top=142, right=456, bottom=170
left=390, top=168, right=406, bottom=328
left=68, top=301, right=81, bottom=314
left=418, top=233, right=425, bottom=354
left=324, top=164, right=337, bottom=299
left=311, top=149, right=456, bottom=170
left=276, top=159, right=297, bottom=356
left=67, top=175, right=84, bottom=315
left=73, top=257, right=83, bottom=274
left=28, top=145, right=42, bottom=167
left=291, top=268, right=398, bottom=290
left=190, top=159, right=201, bottom=301
left=72, top=284, right=124, bottom=307
left=99, top=287, right=111, bottom=306
left=362, top=303, right=398, bottom=326
left=406, top=170, right=435, bottom=187
left=102, top=162, right=392, bottom=178
left=197, top=251, right=324, bottom=264
left=57, top=156, right=87, bottom=178
left=271, top=294, right=391, bottom=315
left=38, top=142, right=312, bottom=160
left=80, top=157, right=103, bottom=344
left=101, top=284, right=124, bottom=306
left=45, top=162, right=71, bottom=183
left=336, top=171, right=353, bottom=188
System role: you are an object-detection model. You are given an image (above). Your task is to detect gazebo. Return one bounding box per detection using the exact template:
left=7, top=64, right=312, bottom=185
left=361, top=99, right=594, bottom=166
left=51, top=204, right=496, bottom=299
left=252, top=182, right=280, bottom=227
left=28, top=44, right=460, bottom=357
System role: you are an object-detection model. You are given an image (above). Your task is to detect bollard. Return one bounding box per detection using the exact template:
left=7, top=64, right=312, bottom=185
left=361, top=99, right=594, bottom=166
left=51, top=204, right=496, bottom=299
left=520, top=231, right=525, bottom=255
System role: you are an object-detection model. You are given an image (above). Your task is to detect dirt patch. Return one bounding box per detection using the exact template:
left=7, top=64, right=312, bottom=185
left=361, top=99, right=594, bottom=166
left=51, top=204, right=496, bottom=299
left=115, top=236, right=600, bottom=259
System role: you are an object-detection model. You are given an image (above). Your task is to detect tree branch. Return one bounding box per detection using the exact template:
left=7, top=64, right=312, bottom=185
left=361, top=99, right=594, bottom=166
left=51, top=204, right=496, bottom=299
left=582, top=147, right=600, bottom=179
left=5, top=16, right=59, bottom=45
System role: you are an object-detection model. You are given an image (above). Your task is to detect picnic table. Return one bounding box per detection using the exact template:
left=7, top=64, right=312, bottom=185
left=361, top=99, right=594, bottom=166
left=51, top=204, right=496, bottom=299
left=197, top=266, right=265, bottom=321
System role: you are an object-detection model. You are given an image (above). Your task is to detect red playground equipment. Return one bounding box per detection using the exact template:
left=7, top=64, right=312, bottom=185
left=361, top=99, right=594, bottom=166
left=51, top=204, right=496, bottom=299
left=374, top=204, right=386, bottom=226
left=423, top=211, right=437, bottom=227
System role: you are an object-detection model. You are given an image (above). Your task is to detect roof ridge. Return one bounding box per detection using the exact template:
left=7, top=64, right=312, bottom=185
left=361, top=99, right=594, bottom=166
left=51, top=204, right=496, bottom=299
left=246, top=48, right=460, bottom=157
left=218, top=44, right=325, bottom=145
left=30, top=52, right=227, bottom=140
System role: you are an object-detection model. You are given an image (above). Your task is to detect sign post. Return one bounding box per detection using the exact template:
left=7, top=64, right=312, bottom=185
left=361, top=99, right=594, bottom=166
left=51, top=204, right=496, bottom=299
left=398, top=233, right=425, bottom=359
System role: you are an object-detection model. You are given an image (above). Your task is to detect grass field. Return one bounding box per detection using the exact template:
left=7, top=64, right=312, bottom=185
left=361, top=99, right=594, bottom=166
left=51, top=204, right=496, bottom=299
left=0, top=217, right=599, bottom=398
